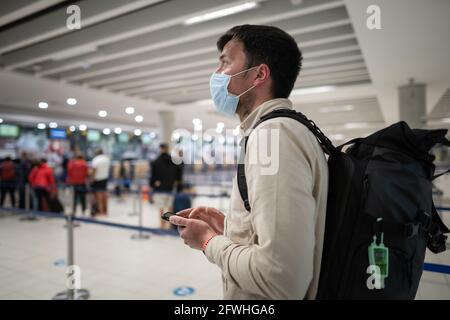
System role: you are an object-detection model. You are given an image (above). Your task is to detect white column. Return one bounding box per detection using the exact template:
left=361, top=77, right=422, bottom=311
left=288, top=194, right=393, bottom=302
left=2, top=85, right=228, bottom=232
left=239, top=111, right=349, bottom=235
left=158, top=110, right=175, bottom=147
left=398, top=78, right=426, bottom=129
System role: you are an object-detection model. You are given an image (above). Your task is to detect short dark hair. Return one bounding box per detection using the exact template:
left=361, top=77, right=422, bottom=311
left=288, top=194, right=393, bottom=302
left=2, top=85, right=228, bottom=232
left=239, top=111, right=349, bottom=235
left=217, top=25, right=302, bottom=98
left=159, top=143, right=168, bottom=149
left=76, top=153, right=84, bottom=160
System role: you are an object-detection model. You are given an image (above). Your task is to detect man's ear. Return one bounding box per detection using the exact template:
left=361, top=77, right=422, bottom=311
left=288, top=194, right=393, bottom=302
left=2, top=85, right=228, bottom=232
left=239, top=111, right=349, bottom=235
left=254, top=64, right=270, bottom=87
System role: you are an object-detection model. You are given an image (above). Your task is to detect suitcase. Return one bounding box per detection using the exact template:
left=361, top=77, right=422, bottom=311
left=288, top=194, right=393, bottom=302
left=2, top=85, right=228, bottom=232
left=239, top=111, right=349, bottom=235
left=49, top=196, right=64, bottom=213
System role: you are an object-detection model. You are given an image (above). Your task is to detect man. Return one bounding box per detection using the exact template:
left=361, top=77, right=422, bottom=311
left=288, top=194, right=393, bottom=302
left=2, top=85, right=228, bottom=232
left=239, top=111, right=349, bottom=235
left=17, top=152, right=32, bottom=209
left=150, top=143, right=180, bottom=230
left=170, top=25, right=328, bottom=300
left=28, top=158, right=56, bottom=211
left=67, top=153, right=89, bottom=215
left=0, top=156, right=17, bottom=207
left=91, top=149, right=110, bottom=216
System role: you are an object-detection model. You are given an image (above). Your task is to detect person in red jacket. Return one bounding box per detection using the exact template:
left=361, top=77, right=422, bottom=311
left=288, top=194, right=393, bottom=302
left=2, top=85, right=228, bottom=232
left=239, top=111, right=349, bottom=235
left=28, top=158, right=56, bottom=211
left=67, top=153, right=88, bottom=215
left=0, top=156, right=17, bottom=207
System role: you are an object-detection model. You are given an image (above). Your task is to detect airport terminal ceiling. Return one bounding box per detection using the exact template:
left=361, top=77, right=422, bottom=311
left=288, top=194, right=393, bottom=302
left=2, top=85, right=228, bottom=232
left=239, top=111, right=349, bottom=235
left=0, top=0, right=449, bottom=142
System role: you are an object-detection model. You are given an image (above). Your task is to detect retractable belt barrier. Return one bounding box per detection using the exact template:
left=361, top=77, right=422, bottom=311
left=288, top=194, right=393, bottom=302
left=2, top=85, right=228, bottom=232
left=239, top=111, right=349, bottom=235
left=0, top=204, right=449, bottom=300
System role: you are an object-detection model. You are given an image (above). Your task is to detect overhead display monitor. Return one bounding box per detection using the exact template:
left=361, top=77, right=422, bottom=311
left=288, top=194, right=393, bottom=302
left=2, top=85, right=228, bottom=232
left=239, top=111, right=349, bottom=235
left=87, top=129, right=101, bottom=142
left=118, top=133, right=129, bottom=143
left=49, top=128, right=67, bottom=140
left=141, top=134, right=151, bottom=144
left=0, top=124, right=19, bottom=138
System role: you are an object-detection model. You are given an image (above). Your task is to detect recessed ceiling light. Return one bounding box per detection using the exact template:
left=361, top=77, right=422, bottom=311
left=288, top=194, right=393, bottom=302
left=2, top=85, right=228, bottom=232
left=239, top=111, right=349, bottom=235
left=344, top=122, right=369, bottom=129
left=184, top=2, right=259, bottom=25
left=192, top=118, right=201, bottom=126
left=194, top=99, right=213, bottom=106
left=0, top=118, right=3, bottom=124
left=98, top=110, right=107, bottom=118
left=69, top=126, right=76, bottom=132
left=192, top=134, right=199, bottom=141
left=291, top=86, right=336, bottom=96
left=330, top=134, right=345, bottom=140
left=135, top=115, right=143, bottom=123
left=103, top=128, right=111, bottom=135
left=134, top=129, right=142, bottom=136
left=125, top=107, right=135, bottom=115
left=66, top=98, right=77, bottom=106
left=37, top=123, right=46, bottom=129
left=114, top=127, right=122, bottom=134
left=49, top=122, right=58, bottom=128
left=320, top=105, right=354, bottom=113
left=195, top=124, right=203, bottom=131
left=78, top=124, right=87, bottom=131
left=38, top=102, right=48, bottom=109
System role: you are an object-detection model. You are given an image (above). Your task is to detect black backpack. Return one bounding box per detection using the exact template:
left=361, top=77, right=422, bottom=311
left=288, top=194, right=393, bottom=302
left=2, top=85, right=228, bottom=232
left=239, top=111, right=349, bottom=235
left=237, top=108, right=449, bottom=300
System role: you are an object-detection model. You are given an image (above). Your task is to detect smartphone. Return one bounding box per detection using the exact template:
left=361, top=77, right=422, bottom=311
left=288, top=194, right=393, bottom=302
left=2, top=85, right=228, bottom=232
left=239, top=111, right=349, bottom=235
left=162, top=211, right=176, bottom=222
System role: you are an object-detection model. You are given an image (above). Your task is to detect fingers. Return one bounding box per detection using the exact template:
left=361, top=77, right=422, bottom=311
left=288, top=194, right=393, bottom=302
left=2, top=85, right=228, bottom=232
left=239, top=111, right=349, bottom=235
left=170, top=215, right=190, bottom=227
left=188, top=206, right=206, bottom=219
left=176, top=208, right=194, bottom=218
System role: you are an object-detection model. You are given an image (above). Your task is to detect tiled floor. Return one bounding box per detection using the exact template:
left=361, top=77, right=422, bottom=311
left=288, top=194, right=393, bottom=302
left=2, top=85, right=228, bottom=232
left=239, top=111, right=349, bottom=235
left=0, top=189, right=449, bottom=300
left=0, top=188, right=226, bottom=300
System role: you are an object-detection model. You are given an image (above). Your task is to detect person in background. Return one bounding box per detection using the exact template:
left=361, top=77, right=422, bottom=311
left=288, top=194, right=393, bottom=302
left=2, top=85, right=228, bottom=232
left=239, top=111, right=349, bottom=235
left=115, top=159, right=131, bottom=200
left=28, top=158, right=56, bottom=211
left=28, top=158, right=39, bottom=211
left=150, top=143, right=179, bottom=230
left=67, top=153, right=89, bottom=215
left=175, top=149, right=185, bottom=193
left=61, top=153, right=69, bottom=190
left=91, top=149, right=110, bottom=216
left=17, top=152, right=32, bottom=210
left=0, top=156, right=17, bottom=207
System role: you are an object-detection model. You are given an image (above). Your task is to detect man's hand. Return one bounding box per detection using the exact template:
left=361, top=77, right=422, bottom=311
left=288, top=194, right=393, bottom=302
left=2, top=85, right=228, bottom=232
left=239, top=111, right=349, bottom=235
left=176, top=207, right=225, bottom=235
left=169, top=215, right=217, bottom=250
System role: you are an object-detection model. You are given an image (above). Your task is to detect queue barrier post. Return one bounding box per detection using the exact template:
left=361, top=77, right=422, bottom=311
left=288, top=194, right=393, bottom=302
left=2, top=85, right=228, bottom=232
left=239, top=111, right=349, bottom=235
left=52, top=213, right=90, bottom=300
left=131, top=185, right=150, bottom=240
left=19, top=185, right=39, bottom=222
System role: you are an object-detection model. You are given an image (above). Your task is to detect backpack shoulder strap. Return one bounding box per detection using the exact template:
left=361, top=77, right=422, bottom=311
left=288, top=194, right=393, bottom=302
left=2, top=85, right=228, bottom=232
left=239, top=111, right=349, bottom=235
left=432, top=168, right=450, bottom=181
left=237, top=108, right=337, bottom=212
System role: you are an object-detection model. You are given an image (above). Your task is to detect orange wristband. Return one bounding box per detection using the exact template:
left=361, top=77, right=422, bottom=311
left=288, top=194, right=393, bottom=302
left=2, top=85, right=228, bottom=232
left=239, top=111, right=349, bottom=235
left=202, top=235, right=216, bottom=252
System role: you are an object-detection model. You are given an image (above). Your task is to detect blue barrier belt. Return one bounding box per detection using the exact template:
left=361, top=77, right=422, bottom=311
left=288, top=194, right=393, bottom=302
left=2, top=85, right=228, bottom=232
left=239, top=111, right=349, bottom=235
left=1, top=206, right=449, bottom=274
left=0, top=206, right=177, bottom=236
left=423, top=263, right=450, bottom=275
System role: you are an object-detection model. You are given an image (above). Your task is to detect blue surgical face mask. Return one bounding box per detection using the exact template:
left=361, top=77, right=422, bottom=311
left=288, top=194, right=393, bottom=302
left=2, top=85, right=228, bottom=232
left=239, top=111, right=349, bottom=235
left=209, top=66, right=258, bottom=118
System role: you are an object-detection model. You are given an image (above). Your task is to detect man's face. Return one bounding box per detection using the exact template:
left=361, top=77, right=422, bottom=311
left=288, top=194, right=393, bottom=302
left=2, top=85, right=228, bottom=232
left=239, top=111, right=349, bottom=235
left=216, top=39, right=256, bottom=99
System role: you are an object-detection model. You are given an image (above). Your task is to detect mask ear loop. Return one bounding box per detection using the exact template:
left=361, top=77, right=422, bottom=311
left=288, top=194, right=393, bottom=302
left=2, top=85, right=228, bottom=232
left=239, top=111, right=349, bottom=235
left=237, top=85, right=256, bottom=97
left=230, top=66, right=258, bottom=77
left=231, top=66, right=259, bottom=97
